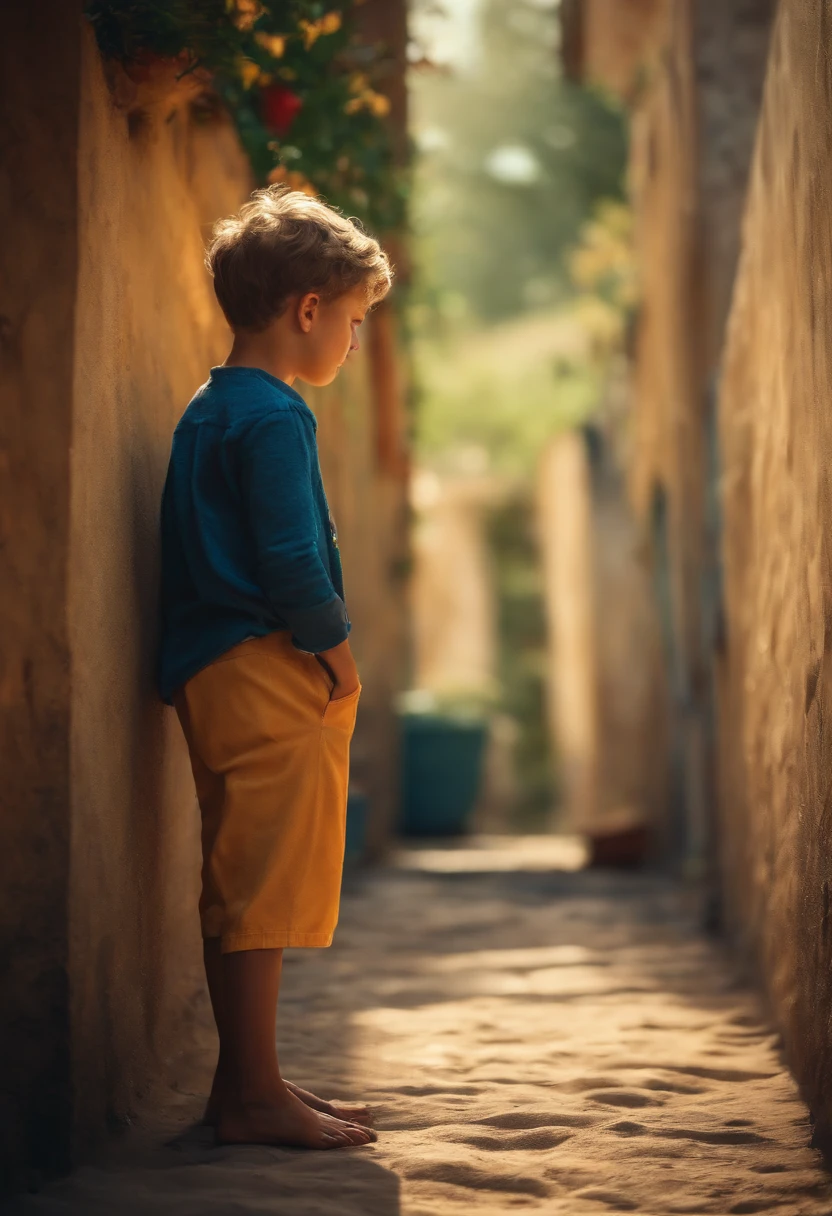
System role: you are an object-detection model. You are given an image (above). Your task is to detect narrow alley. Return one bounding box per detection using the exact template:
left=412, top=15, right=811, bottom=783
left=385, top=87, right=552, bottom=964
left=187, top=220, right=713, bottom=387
left=8, top=2, right=832, bottom=1208
left=10, top=841, right=832, bottom=1216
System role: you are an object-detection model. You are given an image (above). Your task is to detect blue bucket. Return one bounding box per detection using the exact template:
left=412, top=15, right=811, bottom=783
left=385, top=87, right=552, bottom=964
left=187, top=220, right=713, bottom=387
left=399, top=713, right=487, bottom=837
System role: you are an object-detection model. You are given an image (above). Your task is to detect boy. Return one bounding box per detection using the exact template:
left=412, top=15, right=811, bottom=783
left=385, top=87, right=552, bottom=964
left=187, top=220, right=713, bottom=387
left=158, top=186, right=392, bottom=1150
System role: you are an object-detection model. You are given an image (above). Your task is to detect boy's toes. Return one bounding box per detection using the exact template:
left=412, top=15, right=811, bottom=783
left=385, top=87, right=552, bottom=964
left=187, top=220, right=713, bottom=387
left=321, top=1128, right=353, bottom=1149
left=216, top=1091, right=370, bottom=1150
left=286, top=1082, right=374, bottom=1127
left=346, top=1122, right=377, bottom=1142
left=319, top=1113, right=376, bottom=1145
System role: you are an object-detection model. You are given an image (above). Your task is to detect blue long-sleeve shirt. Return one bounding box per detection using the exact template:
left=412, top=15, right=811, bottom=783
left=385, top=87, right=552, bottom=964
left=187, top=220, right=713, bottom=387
left=157, top=366, right=350, bottom=704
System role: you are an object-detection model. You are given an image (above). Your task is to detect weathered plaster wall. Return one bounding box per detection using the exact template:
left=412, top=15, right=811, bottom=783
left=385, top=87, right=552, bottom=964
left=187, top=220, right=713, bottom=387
left=693, top=0, right=776, bottom=375
left=410, top=473, right=498, bottom=699
left=538, top=428, right=667, bottom=843
left=3, top=10, right=409, bottom=1190
left=562, top=0, right=667, bottom=100
left=0, top=3, right=79, bottom=1192
left=68, top=29, right=408, bottom=1164
left=311, top=343, right=410, bottom=858
left=626, top=0, right=773, bottom=534
left=718, top=0, right=832, bottom=1146
left=569, top=0, right=832, bottom=1139
left=627, top=0, right=701, bottom=670
left=590, top=439, right=668, bottom=842
left=573, top=0, right=772, bottom=874
left=538, top=433, right=598, bottom=831
left=310, top=0, right=411, bottom=857
left=334, top=0, right=412, bottom=856
left=69, top=26, right=252, bottom=1151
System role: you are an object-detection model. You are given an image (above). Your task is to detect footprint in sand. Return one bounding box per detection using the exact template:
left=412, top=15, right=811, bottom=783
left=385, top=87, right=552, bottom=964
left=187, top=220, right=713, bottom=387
left=450, top=1128, right=572, bottom=1151
left=393, top=1084, right=480, bottom=1096
left=660, top=1127, right=769, bottom=1145
left=575, top=1186, right=639, bottom=1211
left=558, top=1076, right=625, bottom=1093
left=404, top=1160, right=550, bottom=1198
left=588, top=1090, right=665, bottom=1108
left=640, top=1076, right=705, bottom=1094
left=608, top=1120, right=769, bottom=1145
left=658, top=1065, right=777, bottom=1083
left=478, top=1110, right=597, bottom=1130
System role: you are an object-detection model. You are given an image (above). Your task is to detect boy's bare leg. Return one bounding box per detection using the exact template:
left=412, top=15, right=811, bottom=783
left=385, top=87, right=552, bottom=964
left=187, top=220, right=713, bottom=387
left=206, top=945, right=375, bottom=1148
left=202, top=938, right=228, bottom=1124
left=202, top=939, right=372, bottom=1127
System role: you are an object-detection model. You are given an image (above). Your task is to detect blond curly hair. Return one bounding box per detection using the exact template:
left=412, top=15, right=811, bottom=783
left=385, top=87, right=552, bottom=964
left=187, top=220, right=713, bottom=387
left=206, top=185, right=393, bottom=332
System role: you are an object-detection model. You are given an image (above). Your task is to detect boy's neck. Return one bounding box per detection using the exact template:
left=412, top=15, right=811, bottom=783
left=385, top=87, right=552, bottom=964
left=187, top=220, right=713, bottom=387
left=223, top=331, right=297, bottom=386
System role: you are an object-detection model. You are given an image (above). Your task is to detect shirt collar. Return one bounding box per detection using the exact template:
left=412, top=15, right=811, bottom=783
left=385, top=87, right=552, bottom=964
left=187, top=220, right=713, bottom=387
left=208, top=365, right=317, bottom=428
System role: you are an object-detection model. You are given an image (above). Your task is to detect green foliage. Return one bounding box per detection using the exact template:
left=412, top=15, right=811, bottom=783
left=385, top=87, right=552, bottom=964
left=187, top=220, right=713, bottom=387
left=413, top=308, right=602, bottom=476
left=409, top=0, right=630, bottom=475
left=85, top=0, right=406, bottom=230
left=88, top=0, right=238, bottom=67
left=408, top=0, right=631, bottom=826
left=410, top=0, right=627, bottom=323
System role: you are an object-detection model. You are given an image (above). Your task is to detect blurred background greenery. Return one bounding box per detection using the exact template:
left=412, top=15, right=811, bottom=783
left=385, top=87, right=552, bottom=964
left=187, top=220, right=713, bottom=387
left=407, top=0, right=631, bottom=824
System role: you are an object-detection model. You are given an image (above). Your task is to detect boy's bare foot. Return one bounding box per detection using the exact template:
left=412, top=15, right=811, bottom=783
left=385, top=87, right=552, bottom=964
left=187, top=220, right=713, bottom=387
left=216, top=1086, right=377, bottom=1150
left=285, top=1081, right=373, bottom=1127
left=204, top=1080, right=372, bottom=1128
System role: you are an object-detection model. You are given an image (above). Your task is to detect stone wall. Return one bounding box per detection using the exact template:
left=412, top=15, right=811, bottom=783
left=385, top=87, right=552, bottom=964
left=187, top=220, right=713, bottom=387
left=0, top=1, right=79, bottom=1191
left=311, top=347, right=410, bottom=858
left=629, top=0, right=773, bottom=877
left=589, top=434, right=669, bottom=843
left=538, top=434, right=598, bottom=830
left=569, top=0, right=773, bottom=880
left=538, top=427, right=667, bottom=845
left=571, top=0, right=832, bottom=1141
left=562, top=0, right=667, bottom=101
left=410, top=471, right=499, bottom=700
left=1, top=9, right=409, bottom=1191
left=717, top=0, right=832, bottom=1148
left=68, top=25, right=252, bottom=1153
left=311, top=0, right=412, bottom=858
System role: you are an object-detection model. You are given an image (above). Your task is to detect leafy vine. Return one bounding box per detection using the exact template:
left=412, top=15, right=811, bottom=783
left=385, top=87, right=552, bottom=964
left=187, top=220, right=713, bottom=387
left=85, top=0, right=407, bottom=229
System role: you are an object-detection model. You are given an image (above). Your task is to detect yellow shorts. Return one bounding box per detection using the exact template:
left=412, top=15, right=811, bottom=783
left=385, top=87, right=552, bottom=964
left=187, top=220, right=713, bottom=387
left=173, top=631, right=360, bottom=953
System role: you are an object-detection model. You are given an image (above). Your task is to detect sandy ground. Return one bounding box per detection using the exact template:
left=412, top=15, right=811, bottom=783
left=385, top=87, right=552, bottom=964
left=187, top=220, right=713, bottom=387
left=10, top=838, right=832, bottom=1216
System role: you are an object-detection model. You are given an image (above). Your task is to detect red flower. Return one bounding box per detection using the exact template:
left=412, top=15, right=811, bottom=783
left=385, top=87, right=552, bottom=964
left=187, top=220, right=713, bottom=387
left=261, top=84, right=303, bottom=135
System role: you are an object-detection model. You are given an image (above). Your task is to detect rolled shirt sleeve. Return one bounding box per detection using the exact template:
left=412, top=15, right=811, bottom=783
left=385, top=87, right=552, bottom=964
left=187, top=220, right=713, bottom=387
left=239, top=411, right=350, bottom=653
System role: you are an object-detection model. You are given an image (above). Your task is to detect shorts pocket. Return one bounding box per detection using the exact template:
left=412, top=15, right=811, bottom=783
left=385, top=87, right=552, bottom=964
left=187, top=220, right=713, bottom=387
left=310, top=654, right=336, bottom=698
left=323, top=683, right=362, bottom=730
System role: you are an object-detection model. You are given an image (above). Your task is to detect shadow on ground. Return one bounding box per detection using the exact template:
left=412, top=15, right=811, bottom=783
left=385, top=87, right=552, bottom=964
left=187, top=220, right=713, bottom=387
left=8, top=837, right=832, bottom=1215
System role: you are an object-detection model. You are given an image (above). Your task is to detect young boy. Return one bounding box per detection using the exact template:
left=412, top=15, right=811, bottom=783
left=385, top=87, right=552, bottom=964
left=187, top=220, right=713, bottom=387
left=158, top=186, right=392, bottom=1150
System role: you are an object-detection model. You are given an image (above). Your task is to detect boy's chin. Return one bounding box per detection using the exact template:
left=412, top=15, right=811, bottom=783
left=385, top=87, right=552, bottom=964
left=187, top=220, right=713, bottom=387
left=299, top=366, right=340, bottom=388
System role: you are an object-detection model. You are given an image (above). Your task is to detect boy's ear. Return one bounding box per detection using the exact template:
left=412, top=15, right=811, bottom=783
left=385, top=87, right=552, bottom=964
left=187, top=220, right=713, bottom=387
left=297, top=292, right=320, bottom=333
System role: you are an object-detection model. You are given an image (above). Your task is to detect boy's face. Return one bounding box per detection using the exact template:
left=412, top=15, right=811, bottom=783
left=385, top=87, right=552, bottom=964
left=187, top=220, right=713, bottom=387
left=295, top=285, right=369, bottom=387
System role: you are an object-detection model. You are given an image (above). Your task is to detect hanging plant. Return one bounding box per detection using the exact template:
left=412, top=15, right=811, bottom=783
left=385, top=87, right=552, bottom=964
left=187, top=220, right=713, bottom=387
left=85, top=0, right=407, bottom=230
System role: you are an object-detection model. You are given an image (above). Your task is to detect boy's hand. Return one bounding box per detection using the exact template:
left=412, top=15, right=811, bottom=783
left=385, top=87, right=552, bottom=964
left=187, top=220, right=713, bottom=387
left=316, top=639, right=360, bottom=700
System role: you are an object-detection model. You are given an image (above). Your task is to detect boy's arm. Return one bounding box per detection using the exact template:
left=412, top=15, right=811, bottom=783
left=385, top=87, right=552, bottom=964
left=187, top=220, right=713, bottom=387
left=239, top=412, right=357, bottom=684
